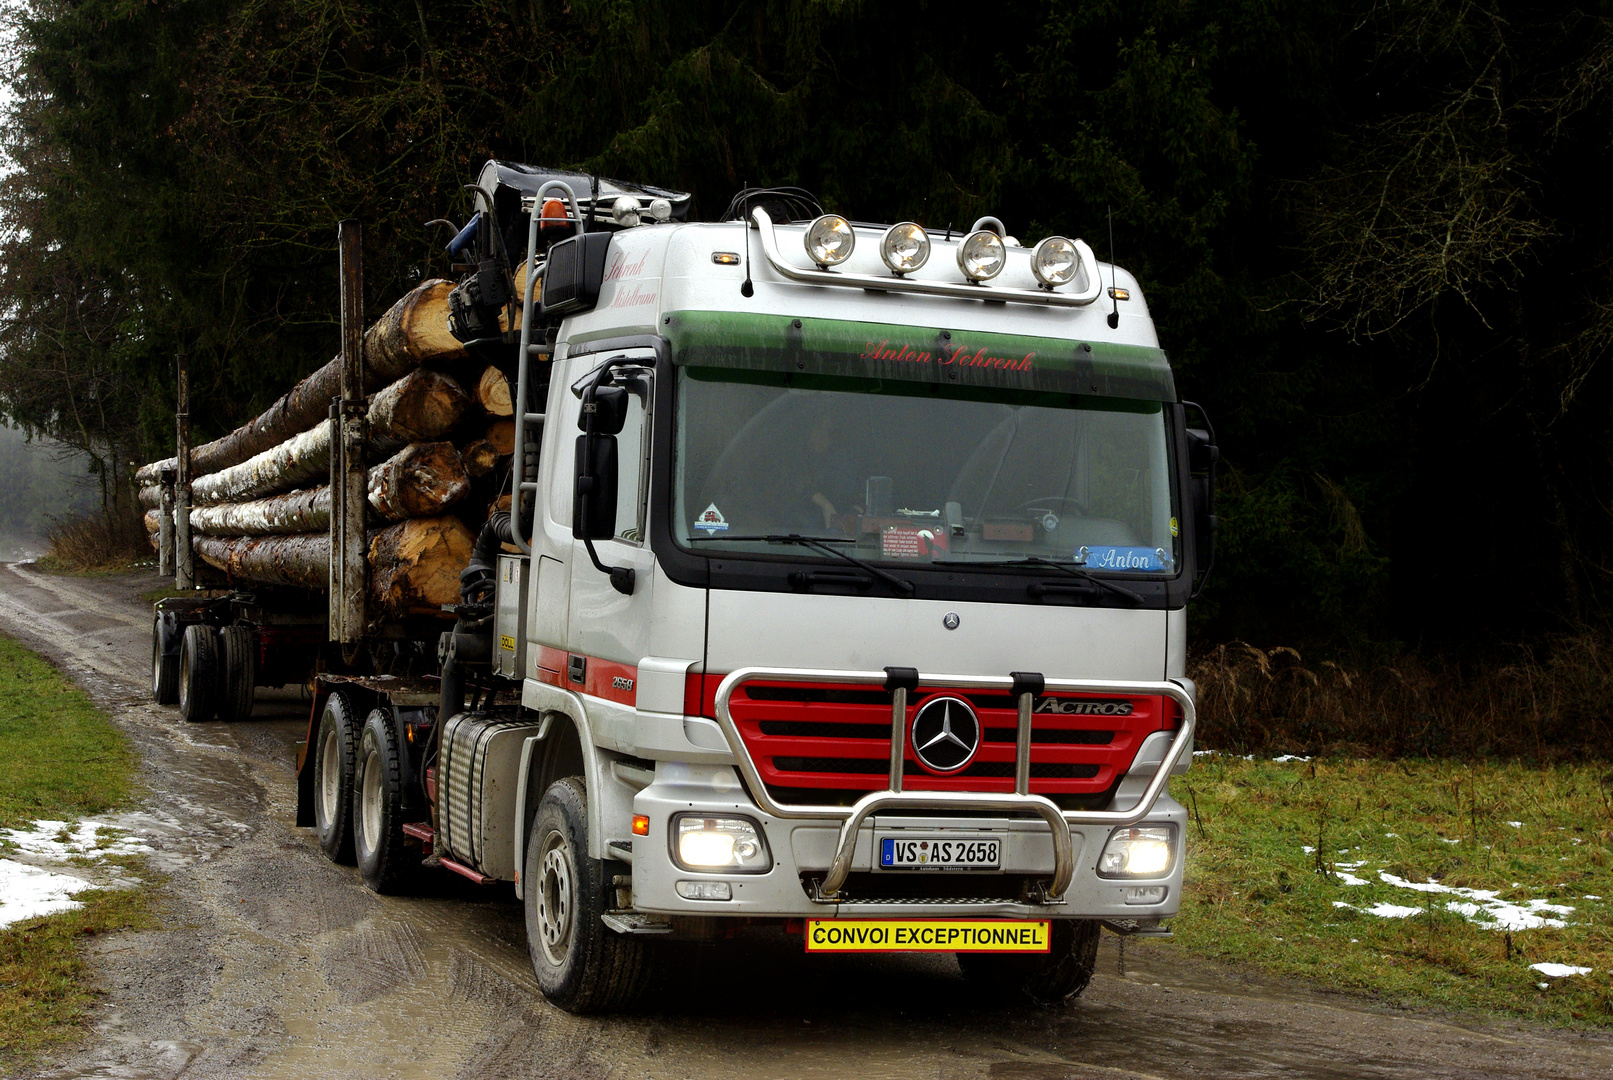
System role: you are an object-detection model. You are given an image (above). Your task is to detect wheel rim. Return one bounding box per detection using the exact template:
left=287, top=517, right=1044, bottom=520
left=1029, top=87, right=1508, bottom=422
left=536, top=829, right=574, bottom=967
left=359, top=748, right=383, bottom=854
left=151, top=638, right=162, bottom=694
left=319, top=725, right=341, bottom=828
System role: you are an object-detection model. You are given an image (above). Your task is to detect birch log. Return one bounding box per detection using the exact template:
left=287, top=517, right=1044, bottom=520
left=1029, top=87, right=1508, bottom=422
left=475, top=366, right=513, bottom=416
left=135, top=280, right=464, bottom=485
left=191, top=516, right=474, bottom=615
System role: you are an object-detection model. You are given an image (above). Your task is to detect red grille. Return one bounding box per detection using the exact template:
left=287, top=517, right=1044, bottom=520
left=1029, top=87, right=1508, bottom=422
left=725, top=679, right=1172, bottom=805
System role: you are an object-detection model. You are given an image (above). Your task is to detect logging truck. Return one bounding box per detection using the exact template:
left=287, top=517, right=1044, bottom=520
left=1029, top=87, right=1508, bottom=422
left=141, top=163, right=1217, bottom=1012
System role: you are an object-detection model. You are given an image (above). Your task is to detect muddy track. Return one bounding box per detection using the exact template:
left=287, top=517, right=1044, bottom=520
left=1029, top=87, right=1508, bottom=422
left=3, top=562, right=1611, bottom=1080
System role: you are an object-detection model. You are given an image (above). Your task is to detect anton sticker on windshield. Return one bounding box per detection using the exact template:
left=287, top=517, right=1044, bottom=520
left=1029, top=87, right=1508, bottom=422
left=1077, top=545, right=1173, bottom=572
left=859, top=339, right=1036, bottom=372
left=694, top=504, right=729, bottom=534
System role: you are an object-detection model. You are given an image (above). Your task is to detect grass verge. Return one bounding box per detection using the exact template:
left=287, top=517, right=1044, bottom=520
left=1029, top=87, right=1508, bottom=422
left=35, top=509, right=151, bottom=576
left=0, top=633, right=147, bottom=1064
left=1161, top=755, right=1613, bottom=1027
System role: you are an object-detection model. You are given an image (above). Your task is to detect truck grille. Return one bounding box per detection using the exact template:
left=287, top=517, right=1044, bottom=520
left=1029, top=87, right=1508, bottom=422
left=727, top=681, right=1172, bottom=807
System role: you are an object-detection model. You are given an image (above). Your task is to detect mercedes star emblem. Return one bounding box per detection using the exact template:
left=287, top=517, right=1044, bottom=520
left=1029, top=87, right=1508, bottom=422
left=942, top=612, right=960, bottom=630
left=909, top=696, right=981, bottom=773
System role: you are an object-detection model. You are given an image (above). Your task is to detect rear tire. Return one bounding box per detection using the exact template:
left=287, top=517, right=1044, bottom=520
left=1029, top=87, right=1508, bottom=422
left=353, top=708, right=417, bottom=894
left=524, top=776, right=651, bottom=1013
left=177, top=624, right=218, bottom=723
left=957, top=920, right=1101, bottom=1006
left=216, top=625, right=256, bottom=722
left=151, top=611, right=179, bottom=705
left=312, top=692, right=360, bottom=864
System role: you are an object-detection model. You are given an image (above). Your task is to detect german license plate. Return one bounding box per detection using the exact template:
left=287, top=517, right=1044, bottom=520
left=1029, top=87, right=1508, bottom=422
left=805, top=919, right=1050, bottom=953
left=878, top=834, right=1002, bottom=870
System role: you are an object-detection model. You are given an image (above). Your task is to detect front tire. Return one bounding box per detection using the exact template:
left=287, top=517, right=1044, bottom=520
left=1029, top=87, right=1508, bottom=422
left=312, top=692, right=360, bottom=864
left=524, top=777, right=651, bottom=1013
left=353, top=708, right=417, bottom=894
left=957, top=920, right=1101, bottom=1006
left=151, top=611, right=179, bottom=706
left=177, top=624, right=218, bottom=723
left=216, top=625, right=256, bottom=722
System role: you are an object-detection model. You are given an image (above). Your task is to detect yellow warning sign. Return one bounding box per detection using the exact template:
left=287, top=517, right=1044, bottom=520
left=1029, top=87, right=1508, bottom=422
left=805, top=919, right=1051, bottom=953
left=499, top=635, right=515, bottom=652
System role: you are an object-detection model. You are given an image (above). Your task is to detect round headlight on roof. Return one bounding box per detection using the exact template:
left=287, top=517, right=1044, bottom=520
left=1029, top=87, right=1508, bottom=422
left=1031, top=236, right=1080, bottom=288
left=879, top=222, right=930, bottom=274
left=648, top=197, right=673, bottom=222
left=611, top=196, right=641, bottom=228
left=804, top=215, right=855, bottom=267
left=957, top=230, right=1006, bottom=282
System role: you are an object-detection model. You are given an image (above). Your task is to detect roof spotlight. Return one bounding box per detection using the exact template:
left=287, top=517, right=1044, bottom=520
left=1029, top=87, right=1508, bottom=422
left=880, top=222, right=930, bottom=275
left=1032, top=236, right=1080, bottom=288
left=648, top=197, right=673, bottom=222
left=611, top=196, right=641, bottom=228
left=957, top=230, right=1006, bottom=282
left=804, top=215, right=855, bottom=268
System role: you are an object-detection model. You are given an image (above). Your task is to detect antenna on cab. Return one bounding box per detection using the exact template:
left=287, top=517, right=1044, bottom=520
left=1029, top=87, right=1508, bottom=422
left=1106, top=206, right=1120, bottom=330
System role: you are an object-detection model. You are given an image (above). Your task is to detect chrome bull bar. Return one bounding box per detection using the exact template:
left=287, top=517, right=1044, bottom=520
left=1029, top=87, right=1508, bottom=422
left=713, top=668, right=1196, bottom=903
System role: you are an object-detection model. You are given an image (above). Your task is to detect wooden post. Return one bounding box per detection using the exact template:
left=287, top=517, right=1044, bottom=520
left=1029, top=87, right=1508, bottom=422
left=331, top=221, right=368, bottom=642
left=174, top=352, right=195, bottom=590
left=157, top=466, right=176, bottom=576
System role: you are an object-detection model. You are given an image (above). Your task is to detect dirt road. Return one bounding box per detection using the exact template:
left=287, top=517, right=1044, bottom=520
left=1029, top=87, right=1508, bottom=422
left=3, top=562, right=1611, bottom=1080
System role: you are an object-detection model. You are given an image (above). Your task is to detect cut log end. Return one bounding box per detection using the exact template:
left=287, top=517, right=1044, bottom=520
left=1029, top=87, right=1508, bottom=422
left=485, top=418, right=516, bottom=456
left=476, top=366, right=514, bottom=417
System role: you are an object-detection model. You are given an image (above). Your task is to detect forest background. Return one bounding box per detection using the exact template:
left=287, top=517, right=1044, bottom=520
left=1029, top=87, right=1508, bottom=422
left=1, top=0, right=1610, bottom=754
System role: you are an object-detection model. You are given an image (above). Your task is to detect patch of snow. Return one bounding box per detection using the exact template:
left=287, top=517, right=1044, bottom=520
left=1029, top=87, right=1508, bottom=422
left=1385, top=832, right=1400, bottom=838
left=1538, top=982, right=1549, bottom=990
left=0, top=859, right=89, bottom=928
left=1272, top=754, right=1312, bottom=763
left=1505, top=821, right=1522, bottom=829
left=1366, top=902, right=1424, bottom=919
left=1302, top=845, right=1316, bottom=854
left=1377, top=871, right=1574, bottom=930
left=1192, top=750, right=1216, bottom=757
left=1439, top=837, right=1460, bottom=844
left=1332, top=900, right=1353, bottom=909
left=3, top=820, right=153, bottom=861
left=1584, top=895, right=1601, bottom=900
left=1336, top=871, right=1370, bottom=886
left=1529, top=963, right=1592, bottom=978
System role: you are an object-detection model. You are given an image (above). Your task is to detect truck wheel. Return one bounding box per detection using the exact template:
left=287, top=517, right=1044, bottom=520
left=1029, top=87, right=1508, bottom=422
left=216, top=625, right=256, bottom=722
left=524, top=776, right=651, bottom=1013
left=957, top=920, right=1101, bottom=1006
left=312, top=692, right=360, bottom=864
left=353, top=708, right=417, bottom=894
left=151, top=611, right=179, bottom=705
left=177, top=624, right=219, bottom=723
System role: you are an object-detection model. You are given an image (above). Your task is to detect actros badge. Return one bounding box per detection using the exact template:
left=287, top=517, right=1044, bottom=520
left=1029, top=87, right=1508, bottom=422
left=910, top=696, right=980, bottom=773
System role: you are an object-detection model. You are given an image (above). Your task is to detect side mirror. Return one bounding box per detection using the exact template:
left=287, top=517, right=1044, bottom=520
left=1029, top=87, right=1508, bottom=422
left=573, top=433, right=619, bottom=540
left=1182, top=404, right=1218, bottom=595
left=578, top=384, right=630, bottom=435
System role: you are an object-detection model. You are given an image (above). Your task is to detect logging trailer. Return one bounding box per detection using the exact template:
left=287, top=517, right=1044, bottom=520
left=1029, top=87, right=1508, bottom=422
left=144, top=163, right=1218, bottom=1011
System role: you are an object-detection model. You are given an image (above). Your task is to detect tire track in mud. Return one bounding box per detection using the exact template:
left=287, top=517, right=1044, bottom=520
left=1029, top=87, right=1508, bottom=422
left=6, top=564, right=1613, bottom=1080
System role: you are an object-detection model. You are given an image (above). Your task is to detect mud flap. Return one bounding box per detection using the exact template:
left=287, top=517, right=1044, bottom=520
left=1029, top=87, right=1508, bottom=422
left=294, top=688, right=329, bottom=827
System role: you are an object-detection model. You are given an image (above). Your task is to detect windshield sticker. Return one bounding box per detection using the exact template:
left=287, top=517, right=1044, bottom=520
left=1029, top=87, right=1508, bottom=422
left=694, top=504, right=729, bottom=534
left=1077, top=545, right=1173, bottom=573
left=1169, top=516, right=1180, bottom=537
left=880, top=527, right=946, bottom=559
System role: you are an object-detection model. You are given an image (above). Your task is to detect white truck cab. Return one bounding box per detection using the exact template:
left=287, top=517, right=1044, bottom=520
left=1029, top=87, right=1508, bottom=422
left=314, top=164, right=1217, bottom=1013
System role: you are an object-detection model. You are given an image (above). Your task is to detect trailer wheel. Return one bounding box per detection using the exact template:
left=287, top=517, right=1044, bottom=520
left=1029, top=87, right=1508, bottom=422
left=524, top=777, right=651, bottom=1013
left=312, top=691, right=360, bottom=864
left=151, top=611, right=180, bottom=706
left=177, top=624, right=219, bottom=723
left=353, top=708, right=417, bottom=894
left=956, top=919, right=1101, bottom=1006
left=216, top=625, right=256, bottom=722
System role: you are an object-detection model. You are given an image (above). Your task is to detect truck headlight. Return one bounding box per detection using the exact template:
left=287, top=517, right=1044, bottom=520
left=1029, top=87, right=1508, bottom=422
left=672, top=814, right=771, bottom=873
left=956, top=230, right=1006, bottom=282
left=1031, top=236, right=1079, bottom=287
left=804, top=215, right=855, bottom=267
left=880, top=222, right=930, bottom=274
left=1098, top=825, right=1175, bottom=878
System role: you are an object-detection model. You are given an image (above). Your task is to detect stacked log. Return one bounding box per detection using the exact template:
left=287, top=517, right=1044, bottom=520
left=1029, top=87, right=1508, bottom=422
left=138, top=280, right=531, bottom=619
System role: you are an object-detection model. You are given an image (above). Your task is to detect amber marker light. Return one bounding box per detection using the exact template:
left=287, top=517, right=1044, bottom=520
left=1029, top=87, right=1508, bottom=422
left=632, top=815, right=651, bottom=836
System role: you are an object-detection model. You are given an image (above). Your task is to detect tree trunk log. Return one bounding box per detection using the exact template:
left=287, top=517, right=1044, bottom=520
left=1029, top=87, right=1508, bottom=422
left=475, top=366, right=513, bottom=416
left=459, top=439, right=500, bottom=478
left=370, top=368, right=470, bottom=442
left=191, top=516, right=474, bottom=615
left=187, top=424, right=333, bottom=506
left=135, top=280, right=463, bottom=484
left=173, top=443, right=468, bottom=535
left=485, top=418, right=515, bottom=456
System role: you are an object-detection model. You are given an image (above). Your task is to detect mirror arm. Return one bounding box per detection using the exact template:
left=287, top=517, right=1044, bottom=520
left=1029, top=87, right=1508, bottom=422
left=582, top=536, right=635, bottom=595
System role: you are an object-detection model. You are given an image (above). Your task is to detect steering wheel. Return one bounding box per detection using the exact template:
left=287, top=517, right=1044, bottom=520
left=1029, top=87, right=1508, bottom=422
left=1008, top=495, right=1090, bottom=518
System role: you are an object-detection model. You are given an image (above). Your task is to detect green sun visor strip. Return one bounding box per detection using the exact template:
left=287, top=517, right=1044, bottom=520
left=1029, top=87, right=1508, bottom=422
left=663, top=310, right=1176, bottom=402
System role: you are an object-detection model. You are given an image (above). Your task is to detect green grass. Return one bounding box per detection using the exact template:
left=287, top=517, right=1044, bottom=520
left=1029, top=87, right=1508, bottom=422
left=0, top=633, right=147, bottom=1064
left=1161, top=756, right=1613, bottom=1027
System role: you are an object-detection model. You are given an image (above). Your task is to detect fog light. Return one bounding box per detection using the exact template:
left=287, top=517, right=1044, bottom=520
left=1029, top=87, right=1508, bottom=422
left=1031, top=236, right=1079, bottom=287
left=1098, top=825, right=1175, bottom=878
left=676, top=880, right=733, bottom=901
left=880, top=222, right=930, bottom=274
left=804, top=215, right=855, bottom=267
left=672, top=814, right=771, bottom=872
left=1123, top=885, right=1167, bottom=905
left=957, top=230, right=1006, bottom=282
left=611, top=196, right=641, bottom=227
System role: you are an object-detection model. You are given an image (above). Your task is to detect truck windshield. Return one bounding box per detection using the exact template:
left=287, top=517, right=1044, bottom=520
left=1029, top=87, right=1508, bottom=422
left=672, top=369, right=1180, bottom=573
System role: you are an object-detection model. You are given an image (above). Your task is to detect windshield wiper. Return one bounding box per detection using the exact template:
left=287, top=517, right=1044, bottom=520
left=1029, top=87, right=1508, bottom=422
left=691, top=534, right=915, bottom=596
left=932, top=555, right=1146, bottom=604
